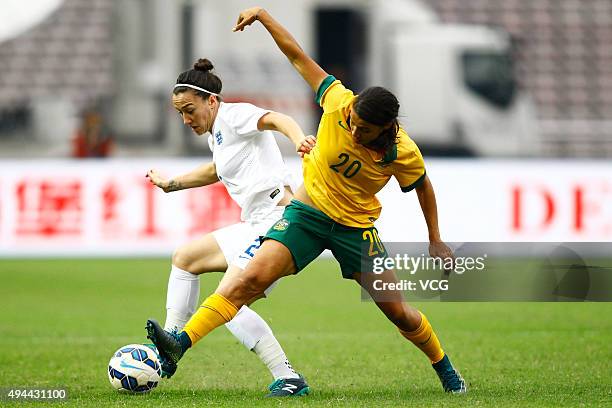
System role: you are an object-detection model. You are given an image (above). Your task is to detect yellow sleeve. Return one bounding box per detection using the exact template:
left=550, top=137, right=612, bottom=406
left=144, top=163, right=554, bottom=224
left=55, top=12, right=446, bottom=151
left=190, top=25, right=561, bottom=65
left=315, top=75, right=355, bottom=113
left=392, top=136, right=426, bottom=192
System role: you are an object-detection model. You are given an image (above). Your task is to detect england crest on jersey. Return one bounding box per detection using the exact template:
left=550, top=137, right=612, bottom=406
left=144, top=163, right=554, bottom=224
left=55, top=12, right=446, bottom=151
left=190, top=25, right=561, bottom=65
left=215, top=130, right=223, bottom=145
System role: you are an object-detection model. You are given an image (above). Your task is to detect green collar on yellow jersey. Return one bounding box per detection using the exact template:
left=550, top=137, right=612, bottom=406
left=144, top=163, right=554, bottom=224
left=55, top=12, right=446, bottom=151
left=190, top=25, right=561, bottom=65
left=379, top=143, right=398, bottom=165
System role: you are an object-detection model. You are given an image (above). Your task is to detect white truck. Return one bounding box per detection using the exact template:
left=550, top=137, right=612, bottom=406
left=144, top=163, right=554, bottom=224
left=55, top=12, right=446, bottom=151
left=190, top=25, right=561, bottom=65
left=369, top=0, right=538, bottom=156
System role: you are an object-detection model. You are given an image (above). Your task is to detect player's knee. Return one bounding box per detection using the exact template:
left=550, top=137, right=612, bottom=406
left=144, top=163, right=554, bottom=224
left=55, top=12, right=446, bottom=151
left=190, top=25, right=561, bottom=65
left=403, top=308, right=422, bottom=331
left=172, top=247, right=197, bottom=274
left=219, top=272, right=264, bottom=307
left=385, top=307, right=406, bottom=326
left=239, top=272, right=268, bottom=299
left=385, top=304, right=420, bottom=331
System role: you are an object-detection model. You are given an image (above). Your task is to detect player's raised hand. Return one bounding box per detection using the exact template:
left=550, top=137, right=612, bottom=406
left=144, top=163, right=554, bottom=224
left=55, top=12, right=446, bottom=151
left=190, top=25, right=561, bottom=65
left=296, top=135, right=316, bottom=158
left=146, top=169, right=172, bottom=193
left=233, top=7, right=262, bottom=32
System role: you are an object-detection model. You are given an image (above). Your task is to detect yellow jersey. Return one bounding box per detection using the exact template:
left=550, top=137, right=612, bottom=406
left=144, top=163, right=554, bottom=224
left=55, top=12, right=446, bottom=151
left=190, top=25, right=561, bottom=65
left=303, top=76, right=426, bottom=227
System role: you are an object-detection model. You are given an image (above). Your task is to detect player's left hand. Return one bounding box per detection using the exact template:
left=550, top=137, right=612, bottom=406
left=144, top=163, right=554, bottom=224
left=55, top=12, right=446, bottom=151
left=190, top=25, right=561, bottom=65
left=296, top=135, right=316, bottom=158
left=233, top=7, right=262, bottom=32
left=429, top=241, right=454, bottom=275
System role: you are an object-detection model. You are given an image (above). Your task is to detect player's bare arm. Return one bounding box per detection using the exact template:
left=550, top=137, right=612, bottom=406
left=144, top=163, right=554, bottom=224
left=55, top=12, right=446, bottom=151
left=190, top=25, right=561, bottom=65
left=257, top=111, right=316, bottom=157
left=415, top=175, right=454, bottom=260
left=233, top=7, right=328, bottom=93
left=146, top=162, right=217, bottom=193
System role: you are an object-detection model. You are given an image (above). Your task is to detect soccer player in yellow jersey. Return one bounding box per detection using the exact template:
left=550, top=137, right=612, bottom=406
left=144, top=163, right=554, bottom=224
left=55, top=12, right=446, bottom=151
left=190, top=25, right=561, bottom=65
left=146, top=6, right=467, bottom=396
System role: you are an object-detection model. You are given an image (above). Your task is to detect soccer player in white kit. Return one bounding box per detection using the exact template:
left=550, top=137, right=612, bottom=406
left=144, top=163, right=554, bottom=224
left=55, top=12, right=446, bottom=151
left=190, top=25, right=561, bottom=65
left=146, top=58, right=315, bottom=396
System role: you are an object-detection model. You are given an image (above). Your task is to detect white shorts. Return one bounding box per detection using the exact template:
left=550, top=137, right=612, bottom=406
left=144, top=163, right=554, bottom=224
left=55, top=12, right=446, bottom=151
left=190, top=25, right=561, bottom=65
left=212, top=207, right=285, bottom=296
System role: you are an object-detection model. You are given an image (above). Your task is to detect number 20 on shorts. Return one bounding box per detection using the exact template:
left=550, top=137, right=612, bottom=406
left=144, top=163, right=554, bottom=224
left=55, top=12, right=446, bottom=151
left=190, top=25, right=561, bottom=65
left=363, top=229, right=384, bottom=256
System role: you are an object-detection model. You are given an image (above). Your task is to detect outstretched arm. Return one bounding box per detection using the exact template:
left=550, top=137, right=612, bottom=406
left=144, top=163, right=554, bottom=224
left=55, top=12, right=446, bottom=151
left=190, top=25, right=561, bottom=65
left=258, top=111, right=316, bottom=157
left=234, top=7, right=328, bottom=93
left=146, top=162, right=217, bottom=193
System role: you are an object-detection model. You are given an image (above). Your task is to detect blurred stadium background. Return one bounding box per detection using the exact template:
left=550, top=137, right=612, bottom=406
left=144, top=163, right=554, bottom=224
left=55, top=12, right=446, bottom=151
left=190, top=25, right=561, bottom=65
left=1, top=2, right=611, bottom=405
left=1, top=0, right=611, bottom=158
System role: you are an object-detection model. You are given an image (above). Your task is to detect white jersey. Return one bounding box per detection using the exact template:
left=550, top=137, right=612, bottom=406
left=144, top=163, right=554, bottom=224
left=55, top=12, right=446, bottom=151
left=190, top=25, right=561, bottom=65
left=208, top=102, right=294, bottom=222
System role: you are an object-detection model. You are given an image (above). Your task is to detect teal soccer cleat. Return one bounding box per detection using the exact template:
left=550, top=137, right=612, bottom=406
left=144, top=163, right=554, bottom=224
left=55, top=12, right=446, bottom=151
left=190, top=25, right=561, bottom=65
left=159, top=357, right=178, bottom=379
left=142, top=342, right=176, bottom=378
left=432, top=354, right=467, bottom=393
left=266, top=375, right=310, bottom=397
left=145, top=319, right=188, bottom=379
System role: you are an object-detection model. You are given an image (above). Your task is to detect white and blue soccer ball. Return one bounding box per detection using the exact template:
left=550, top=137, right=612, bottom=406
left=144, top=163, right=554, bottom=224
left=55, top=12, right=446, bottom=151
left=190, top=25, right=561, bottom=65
left=107, top=344, right=162, bottom=393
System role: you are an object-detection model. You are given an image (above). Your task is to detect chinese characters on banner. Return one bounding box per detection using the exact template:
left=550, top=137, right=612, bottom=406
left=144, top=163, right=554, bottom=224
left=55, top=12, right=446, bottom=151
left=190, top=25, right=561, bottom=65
left=0, top=160, right=243, bottom=256
left=0, top=159, right=610, bottom=256
left=16, top=179, right=83, bottom=237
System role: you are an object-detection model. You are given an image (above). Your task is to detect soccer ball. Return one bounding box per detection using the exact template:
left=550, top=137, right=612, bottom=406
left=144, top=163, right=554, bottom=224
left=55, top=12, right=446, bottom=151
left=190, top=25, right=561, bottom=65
left=107, top=344, right=162, bottom=393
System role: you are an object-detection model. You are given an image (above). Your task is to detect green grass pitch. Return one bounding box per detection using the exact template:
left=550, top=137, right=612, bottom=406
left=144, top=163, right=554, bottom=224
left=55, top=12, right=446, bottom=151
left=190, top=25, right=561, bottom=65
left=1, top=258, right=611, bottom=407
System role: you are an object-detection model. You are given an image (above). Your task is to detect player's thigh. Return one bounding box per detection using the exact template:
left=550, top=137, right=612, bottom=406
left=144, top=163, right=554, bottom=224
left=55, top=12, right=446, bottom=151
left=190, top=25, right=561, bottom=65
left=174, top=223, right=249, bottom=274
left=172, top=232, right=228, bottom=274
left=216, top=202, right=328, bottom=305
left=226, top=207, right=285, bottom=298
left=216, top=240, right=297, bottom=306
left=175, top=222, right=256, bottom=274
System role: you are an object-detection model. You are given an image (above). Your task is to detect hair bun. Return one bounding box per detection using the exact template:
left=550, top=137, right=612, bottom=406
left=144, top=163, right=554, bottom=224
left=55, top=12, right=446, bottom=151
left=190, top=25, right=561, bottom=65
left=194, top=58, right=214, bottom=72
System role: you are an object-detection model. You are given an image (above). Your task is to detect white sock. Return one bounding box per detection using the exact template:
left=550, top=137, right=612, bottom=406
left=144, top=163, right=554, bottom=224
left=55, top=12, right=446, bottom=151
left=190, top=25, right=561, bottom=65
left=164, top=265, right=200, bottom=332
left=225, top=305, right=299, bottom=380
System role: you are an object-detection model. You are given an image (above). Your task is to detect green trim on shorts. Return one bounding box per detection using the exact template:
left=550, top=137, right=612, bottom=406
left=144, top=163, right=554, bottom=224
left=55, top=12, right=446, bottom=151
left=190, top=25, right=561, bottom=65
left=264, top=199, right=386, bottom=279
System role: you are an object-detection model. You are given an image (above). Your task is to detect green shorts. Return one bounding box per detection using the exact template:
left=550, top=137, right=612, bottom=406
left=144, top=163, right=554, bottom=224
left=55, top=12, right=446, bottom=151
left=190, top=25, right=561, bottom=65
left=265, top=199, right=387, bottom=279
